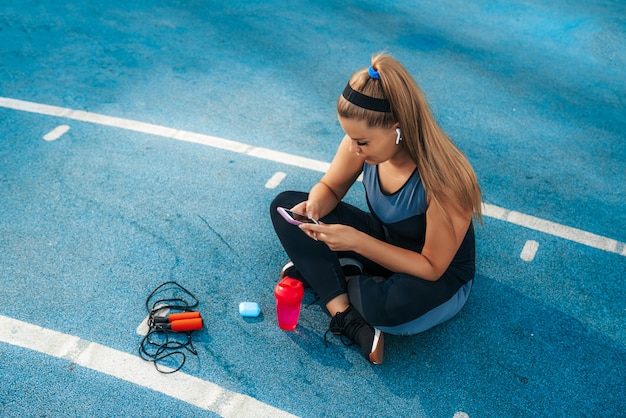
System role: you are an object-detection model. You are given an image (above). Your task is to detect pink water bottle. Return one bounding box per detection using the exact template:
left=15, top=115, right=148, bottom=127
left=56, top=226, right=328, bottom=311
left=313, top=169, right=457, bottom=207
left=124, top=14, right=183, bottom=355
left=274, top=277, right=305, bottom=331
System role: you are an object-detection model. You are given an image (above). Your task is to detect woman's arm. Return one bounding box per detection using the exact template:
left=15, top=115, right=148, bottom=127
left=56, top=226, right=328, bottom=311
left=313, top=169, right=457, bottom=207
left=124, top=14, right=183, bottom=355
left=418, top=198, right=473, bottom=280
left=292, top=135, right=363, bottom=220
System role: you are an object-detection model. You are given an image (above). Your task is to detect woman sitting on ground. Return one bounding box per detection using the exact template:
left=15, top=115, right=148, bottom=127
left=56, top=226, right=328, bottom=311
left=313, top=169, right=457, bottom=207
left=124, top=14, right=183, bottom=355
left=270, top=53, right=482, bottom=364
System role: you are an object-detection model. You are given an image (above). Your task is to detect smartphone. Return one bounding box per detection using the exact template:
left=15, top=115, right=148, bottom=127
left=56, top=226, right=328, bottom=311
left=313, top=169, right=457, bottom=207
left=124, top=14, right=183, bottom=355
left=277, top=207, right=319, bottom=225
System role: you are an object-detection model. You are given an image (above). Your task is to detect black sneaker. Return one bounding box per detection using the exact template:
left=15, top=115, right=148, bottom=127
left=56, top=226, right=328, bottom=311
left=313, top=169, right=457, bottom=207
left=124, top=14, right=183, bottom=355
left=280, top=258, right=363, bottom=288
left=327, top=305, right=384, bottom=364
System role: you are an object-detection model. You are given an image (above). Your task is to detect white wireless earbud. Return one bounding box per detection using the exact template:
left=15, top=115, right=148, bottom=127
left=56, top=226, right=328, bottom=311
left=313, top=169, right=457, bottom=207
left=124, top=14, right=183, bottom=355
left=395, top=128, right=402, bottom=145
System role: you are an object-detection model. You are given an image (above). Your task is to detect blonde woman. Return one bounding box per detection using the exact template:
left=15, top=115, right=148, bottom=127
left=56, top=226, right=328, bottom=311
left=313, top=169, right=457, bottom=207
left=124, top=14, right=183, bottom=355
left=270, top=54, right=482, bottom=364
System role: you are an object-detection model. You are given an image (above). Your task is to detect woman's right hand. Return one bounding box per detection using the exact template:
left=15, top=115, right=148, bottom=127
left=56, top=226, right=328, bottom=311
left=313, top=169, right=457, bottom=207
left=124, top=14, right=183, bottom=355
left=291, top=200, right=320, bottom=222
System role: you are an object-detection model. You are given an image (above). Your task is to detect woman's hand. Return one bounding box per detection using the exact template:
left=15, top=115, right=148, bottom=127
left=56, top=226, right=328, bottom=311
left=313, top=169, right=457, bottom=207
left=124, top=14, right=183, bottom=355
left=298, top=223, right=362, bottom=252
left=290, top=200, right=321, bottom=222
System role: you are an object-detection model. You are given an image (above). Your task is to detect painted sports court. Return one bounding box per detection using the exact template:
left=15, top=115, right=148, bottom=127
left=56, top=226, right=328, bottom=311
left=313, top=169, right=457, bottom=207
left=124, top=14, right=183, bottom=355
left=0, top=1, right=624, bottom=417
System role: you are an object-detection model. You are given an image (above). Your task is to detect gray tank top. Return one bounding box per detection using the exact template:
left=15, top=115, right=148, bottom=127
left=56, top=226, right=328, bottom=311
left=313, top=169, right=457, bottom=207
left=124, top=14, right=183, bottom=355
left=362, top=163, right=427, bottom=224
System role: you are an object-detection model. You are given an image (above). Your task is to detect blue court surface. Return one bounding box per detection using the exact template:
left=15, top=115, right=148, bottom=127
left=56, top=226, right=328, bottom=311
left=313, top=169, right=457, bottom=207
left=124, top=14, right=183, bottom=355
left=1, top=1, right=624, bottom=417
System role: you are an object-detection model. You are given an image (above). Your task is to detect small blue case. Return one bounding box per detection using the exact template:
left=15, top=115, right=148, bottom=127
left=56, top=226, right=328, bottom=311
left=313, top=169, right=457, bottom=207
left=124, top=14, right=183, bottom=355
left=239, top=302, right=261, bottom=317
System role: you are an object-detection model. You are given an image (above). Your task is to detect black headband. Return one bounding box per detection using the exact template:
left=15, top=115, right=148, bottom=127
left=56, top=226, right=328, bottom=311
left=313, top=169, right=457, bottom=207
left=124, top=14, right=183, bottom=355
left=342, top=83, right=391, bottom=113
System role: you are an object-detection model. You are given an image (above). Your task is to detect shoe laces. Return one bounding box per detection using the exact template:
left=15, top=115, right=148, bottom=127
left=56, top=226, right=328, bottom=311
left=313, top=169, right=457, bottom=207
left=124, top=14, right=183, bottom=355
left=323, top=307, right=366, bottom=348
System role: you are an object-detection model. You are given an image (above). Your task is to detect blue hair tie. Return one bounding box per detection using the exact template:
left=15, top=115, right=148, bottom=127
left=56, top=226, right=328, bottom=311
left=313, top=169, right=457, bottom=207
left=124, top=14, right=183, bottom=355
left=368, top=65, right=380, bottom=79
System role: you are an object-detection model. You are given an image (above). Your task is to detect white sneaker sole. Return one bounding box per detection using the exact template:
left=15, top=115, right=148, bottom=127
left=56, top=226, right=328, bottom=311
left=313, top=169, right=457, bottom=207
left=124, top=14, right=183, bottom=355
left=369, top=328, right=384, bottom=365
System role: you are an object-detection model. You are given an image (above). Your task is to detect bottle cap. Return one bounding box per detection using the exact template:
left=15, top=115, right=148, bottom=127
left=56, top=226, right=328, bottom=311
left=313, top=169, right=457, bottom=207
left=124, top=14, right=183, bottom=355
left=274, top=277, right=304, bottom=304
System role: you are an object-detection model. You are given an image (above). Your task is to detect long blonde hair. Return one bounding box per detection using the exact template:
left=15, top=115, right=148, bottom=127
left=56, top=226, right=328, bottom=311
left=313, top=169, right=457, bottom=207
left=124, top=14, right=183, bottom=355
left=337, top=53, right=482, bottom=221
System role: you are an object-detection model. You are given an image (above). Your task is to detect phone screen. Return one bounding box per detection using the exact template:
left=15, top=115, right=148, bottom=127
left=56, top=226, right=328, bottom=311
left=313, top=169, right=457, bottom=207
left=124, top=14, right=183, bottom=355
left=278, top=207, right=319, bottom=225
left=285, top=209, right=317, bottom=224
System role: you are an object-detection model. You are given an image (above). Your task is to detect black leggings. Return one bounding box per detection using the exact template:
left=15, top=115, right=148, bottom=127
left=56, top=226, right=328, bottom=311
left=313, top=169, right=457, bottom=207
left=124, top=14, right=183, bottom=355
left=270, top=191, right=472, bottom=329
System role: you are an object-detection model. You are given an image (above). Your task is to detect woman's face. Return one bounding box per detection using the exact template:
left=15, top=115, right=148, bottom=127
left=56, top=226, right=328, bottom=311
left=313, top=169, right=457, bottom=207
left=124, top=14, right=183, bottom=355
left=338, top=116, right=401, bottom=165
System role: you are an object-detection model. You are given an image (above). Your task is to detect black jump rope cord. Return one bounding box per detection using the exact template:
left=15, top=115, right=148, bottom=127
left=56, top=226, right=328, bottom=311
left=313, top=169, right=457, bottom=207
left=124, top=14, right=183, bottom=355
left=138, top=281, right=200, bottom=374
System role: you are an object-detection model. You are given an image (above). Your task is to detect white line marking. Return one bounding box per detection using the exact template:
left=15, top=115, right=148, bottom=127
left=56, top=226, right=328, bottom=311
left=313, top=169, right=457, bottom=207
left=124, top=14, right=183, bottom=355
left=0, top=314, right=296, bottom=418
left=136, top=315, right=151, bottom=336
left=43, top=124, right=70, bottom=141
left=0, top=96, right=624, bottom=257
left=0, top=97, right=329, bottom=173
left=482, top=203, right=623, bottom=256
left=520, top=240, right=540, bottom=262
left=265, top=172, right=286, bottom=189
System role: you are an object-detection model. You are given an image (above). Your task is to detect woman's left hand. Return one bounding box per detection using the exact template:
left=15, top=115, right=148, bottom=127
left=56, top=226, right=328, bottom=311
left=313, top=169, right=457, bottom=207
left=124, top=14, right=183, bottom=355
left=298, top=223, right=361, bottom=252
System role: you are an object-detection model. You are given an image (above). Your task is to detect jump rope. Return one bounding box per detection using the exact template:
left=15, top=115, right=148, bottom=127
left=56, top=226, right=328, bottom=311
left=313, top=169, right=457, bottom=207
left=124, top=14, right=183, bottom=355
left=138, top=281, right=203, bottom=374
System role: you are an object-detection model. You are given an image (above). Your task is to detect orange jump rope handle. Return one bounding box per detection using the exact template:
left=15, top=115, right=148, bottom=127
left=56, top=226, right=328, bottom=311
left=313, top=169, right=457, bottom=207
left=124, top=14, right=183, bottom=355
left=153, top=311, right=201, bottom=323
left=169, top=318, right=203, bottom=332
left=167, top=311, right=201, bottom=322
